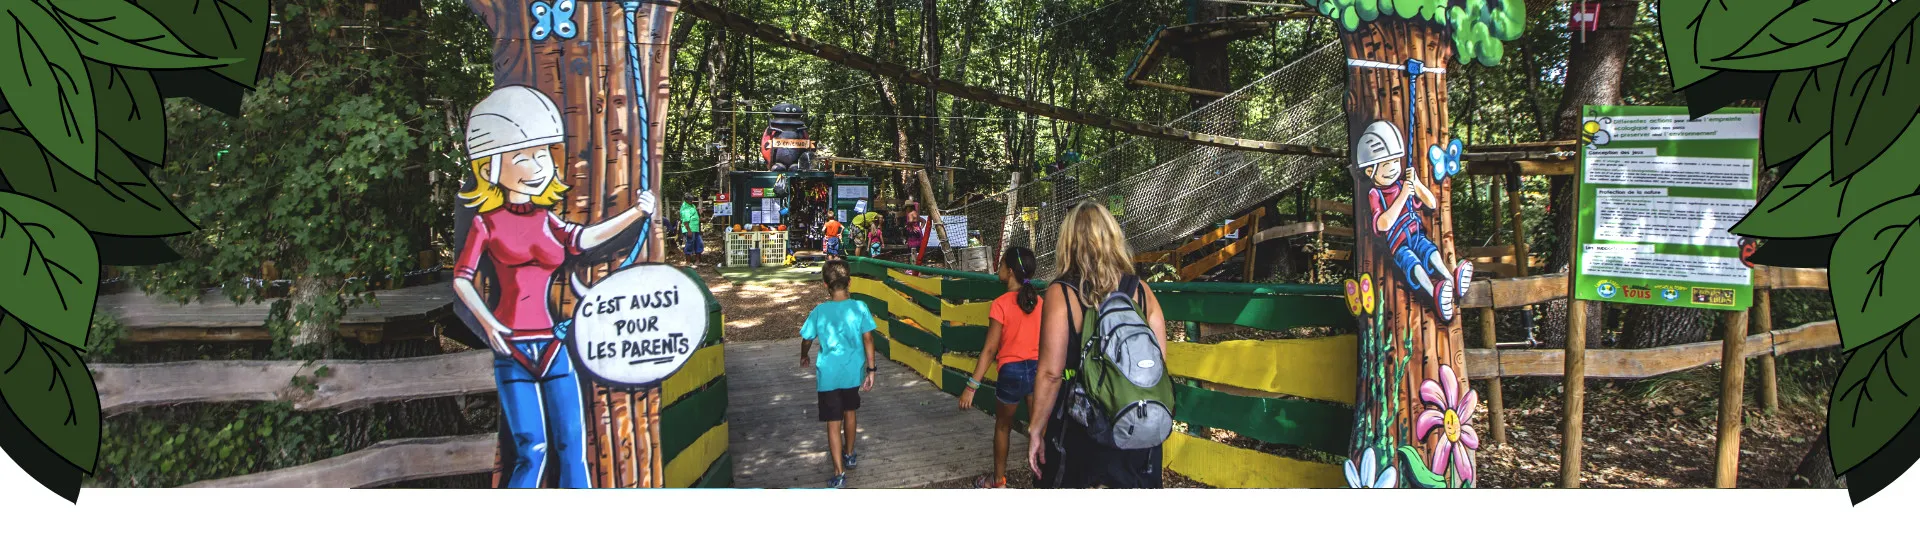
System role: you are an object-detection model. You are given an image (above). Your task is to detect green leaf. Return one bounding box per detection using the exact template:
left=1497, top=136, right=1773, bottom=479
left=1828, top=320, right=1920, bottom=474
left=1763, top=63, right=1841, bottom=164
left=0, top=190, right=100, bottom=346
left=136, top=0, right=270, bottom=88
left=0, top=119, right=197, bottom=237
left=0, top=391, right=84, bottom=502
left=1396, top=445, right=1446, bottom=488
left=1735, top=127, right=1920, bottom=239
left=0, top=312, right=102, bottom=472
left=1832, top=1, right=1920, bottom=181
left=88, top=60, right=164, bottom=164
left=0, top=1, right=98, bottom=177
left=1661, top=0, right=1799, bottom=90
left=48, top=0, right=233, bottom=69
left=1831, top=195, right=1920, bottom=350
left=1706, top=0, right=1886, bottom=72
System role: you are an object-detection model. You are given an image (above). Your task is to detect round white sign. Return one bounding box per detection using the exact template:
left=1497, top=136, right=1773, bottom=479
left=567, top=264, right=710, bottom=388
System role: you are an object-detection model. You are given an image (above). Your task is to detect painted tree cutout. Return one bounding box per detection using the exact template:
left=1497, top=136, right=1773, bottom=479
left=455, top=0, right=677, bottom=488
left=1314, top=0, right=1525, bottom=488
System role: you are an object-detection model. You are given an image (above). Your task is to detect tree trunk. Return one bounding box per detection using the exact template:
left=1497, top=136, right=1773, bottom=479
left=944, top=0, right=984, bottom=191
left=922, top=0, right=943, bottom=203
left=1341, top=17, right=1471, bottom=488
left=1185, top=2, right=1233, bottom=112
left=288, top=274, right=342, bottom=357
left=1532, top=1, right=1639, bottom=349
left=1786, top=429, right=1845, bottom=488
left=708, top=0, right=732, bottom=197
left=464, top=0, right=677, bottom=488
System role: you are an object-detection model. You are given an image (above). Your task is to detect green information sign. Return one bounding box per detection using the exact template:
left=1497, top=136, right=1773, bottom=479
left=1571, top=105, right=1759, bottom=311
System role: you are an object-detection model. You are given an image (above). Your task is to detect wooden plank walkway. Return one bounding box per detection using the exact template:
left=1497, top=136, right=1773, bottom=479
left=725, top=339, right=1023, bottom=488
left=97, top=279, right=456, bottom=343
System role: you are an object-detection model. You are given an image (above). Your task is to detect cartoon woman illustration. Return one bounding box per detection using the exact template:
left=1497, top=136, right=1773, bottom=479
left=450, top=86, right=656, bottom=489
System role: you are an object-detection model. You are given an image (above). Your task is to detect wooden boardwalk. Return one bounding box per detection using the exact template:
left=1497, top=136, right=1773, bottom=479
left=725, top=339, right=1023, bottom=488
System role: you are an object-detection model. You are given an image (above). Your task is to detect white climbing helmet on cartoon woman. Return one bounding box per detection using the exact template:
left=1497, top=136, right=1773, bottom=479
left=465, top=85, right=567, bottom=183
left=1353, top=120, right=1406, bottom=168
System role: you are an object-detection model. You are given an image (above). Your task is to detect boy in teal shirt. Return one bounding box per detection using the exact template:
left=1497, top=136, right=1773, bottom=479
left=799, top=260, right=877, bottom=488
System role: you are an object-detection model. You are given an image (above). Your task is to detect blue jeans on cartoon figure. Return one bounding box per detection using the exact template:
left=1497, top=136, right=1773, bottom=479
left=1386, top=210, right=1446, bottom=297
left=494, top=338, right=591, bottom=488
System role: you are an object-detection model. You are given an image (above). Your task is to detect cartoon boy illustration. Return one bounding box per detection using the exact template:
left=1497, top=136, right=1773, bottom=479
left=451, top=85, right=656, bottom=488
left=1355, top=120, right=1472, bottom=322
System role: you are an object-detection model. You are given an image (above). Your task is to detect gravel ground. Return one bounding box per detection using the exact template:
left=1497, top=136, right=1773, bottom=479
left=1472, top=378, right=1828, bottom=489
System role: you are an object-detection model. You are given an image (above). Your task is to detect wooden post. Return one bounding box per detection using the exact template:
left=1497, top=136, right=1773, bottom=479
left=1507, top=171, right=1533, bottom=349
left=1715, top=309, right=1749, bottom=488
left=1481, top=306, right=1506, bottom=446
left=916, top=169, right=956, bottom=268
left=1561, top=296, right=1587, bottom=488
left=1485, top=178, right=1506, bottom=447
left=1754, top=287, right=1778, bottom=414
left=1244, top=210, right=1261, bottom=282
left=1312, top=207, right=1325, bottom=283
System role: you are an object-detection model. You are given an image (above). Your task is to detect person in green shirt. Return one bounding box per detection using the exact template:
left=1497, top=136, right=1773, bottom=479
left=679, top=199, right=703, bottom=265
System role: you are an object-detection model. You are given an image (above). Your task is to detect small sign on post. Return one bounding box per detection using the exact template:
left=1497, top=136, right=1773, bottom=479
left=1572, top=2, right=1600, bottom=42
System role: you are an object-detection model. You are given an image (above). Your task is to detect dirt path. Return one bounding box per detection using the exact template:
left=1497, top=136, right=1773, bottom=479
left=691, top=264, right=829, bottom=342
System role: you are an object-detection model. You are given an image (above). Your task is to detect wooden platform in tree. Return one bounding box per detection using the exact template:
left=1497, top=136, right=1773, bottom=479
left=724, top=339, right=1021, bottom=489
left=97, top=281, right=456, bottom=344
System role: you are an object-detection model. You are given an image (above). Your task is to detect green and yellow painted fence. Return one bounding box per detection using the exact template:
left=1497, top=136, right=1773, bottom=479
left=654, top=269, right=732, bottom=488
left=847, top=256, right=1356, bottom=488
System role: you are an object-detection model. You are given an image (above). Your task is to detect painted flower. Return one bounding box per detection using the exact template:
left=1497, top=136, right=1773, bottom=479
left=1415, top=364, right=1479, bottom=482
left=1343, top=447, right=1398, bottom=489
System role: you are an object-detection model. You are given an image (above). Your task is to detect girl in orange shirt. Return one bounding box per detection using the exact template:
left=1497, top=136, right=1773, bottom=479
left=958, top=246, right=1043, bottom=488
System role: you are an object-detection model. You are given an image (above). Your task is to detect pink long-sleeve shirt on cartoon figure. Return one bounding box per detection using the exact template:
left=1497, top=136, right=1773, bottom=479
left=454, top=202, right=586, bottom=333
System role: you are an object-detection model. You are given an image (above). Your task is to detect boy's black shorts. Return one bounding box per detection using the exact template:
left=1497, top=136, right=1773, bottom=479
left=817, top=387, right=862, bottom=421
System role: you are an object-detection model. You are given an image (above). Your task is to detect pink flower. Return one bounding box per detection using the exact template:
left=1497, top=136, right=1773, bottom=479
left=1415, top=364, right=1479, bottom=482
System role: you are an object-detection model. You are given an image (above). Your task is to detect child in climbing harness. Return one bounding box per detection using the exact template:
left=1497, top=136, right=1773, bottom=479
left=799, top=260, right=878, bottom=488
left=958, top=246, right=1044, bottom=489
left=1355, top=120, right=1472, bottom=323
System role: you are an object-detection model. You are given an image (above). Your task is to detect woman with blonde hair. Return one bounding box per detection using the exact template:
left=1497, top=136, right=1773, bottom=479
left=1026, top=201, right=1168, bottom=488
left=450, top=86, right=655, bottom=488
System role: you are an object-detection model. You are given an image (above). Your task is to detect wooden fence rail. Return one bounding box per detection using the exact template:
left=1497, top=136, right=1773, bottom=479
left=95, top=351, right=496, bottom=415
left=1461, top=267, right=1828, bottom=309
left=1463, top=320, right=1838, bottom=379
left=183, top=434, right=495, bottom=488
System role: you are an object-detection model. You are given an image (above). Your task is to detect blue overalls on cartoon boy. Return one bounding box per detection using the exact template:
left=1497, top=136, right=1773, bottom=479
left=1356, top=120, right=1472, bottom=322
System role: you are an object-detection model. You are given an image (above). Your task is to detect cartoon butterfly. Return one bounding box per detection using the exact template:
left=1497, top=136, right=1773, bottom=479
left=1427, top=138, right=1464, bottom=180
left=530, top=0, right=577, bottom=41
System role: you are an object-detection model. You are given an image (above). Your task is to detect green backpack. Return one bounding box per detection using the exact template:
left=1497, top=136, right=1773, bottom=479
left=1061, top=278, right=1175, bottom=450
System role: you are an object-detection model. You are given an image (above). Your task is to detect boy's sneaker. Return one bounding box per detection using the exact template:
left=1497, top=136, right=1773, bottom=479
left=1435, top=281, right=1457, bottom=323
left=843, top=453, right=859, bottom=470
left=1454, top=261, right=1475, bottom=299
left=974, top=474, right=1007, bottom=489
left=828, top=473, right=847, bottom=489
